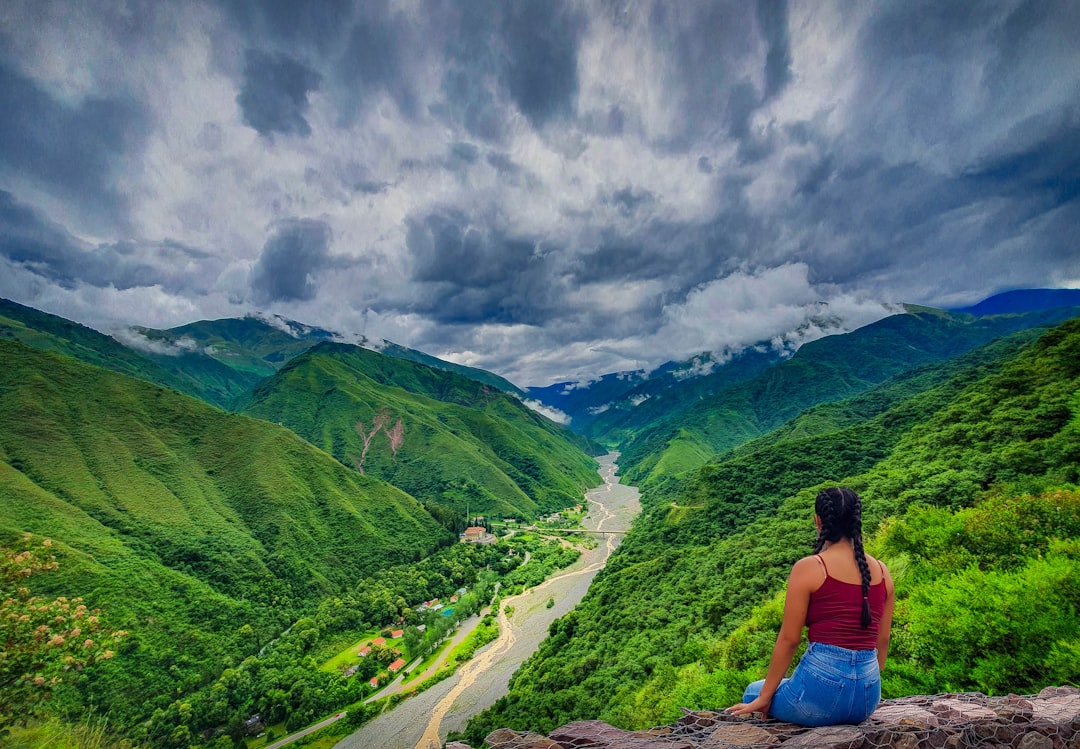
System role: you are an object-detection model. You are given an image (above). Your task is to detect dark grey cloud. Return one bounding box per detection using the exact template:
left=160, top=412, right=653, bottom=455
left=433, top=0, right=584, bottom=138
left=406, top=208, right=558, bottom=325
left=0, top=61, right=149, bottom=232
left=333, top=1, right=422, bottom=121
left=250, top=219, right=334, bottom=305
left=595, top=185, right=659, bottom=220
left=499, top=1, right=583, bottom=126
left=756, top=0, right=792, bottom=98
left=237, top=49, right=322, bottom=137
left=0, top=191, right=220, bottom=293
left=0, top=190, right=88, bottom=289
left=223, top=0, right=353, bottom=54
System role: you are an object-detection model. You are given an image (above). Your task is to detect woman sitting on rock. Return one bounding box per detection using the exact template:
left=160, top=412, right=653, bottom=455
left=727, top=486, right=894, bottom=726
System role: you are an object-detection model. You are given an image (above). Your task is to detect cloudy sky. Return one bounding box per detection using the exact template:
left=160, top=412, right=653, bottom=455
left=1, top=1, right=1078, bottom=386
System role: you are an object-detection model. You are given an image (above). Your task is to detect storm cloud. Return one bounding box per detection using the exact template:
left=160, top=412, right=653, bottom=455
left=237, top=49, right=322, bottom=137
left=0, top=0, right=1077, bottom=386
left=250, top=219, right=334, bottom=304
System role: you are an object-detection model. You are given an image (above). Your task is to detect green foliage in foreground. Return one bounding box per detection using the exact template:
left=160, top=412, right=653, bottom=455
left=0, top=537, right=126, bottom=731
left=243, top=342, right=600, bottom=520
left=460, top=315, right=1080, bottom=743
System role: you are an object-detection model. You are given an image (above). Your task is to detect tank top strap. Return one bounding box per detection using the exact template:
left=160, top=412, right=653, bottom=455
left=815, top=554, right=830, bottom=577
left=877, top=558, right=889, bottom=594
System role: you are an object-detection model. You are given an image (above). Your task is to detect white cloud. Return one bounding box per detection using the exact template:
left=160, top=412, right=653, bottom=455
left=520, top=398, right=571, bottom=425
left=111, top=328, right=199, bottom=356
left=646, top=263, right=896, bottom=365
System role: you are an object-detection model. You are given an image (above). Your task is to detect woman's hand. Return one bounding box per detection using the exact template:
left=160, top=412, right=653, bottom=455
left=726, top=695, right=772, bottom=719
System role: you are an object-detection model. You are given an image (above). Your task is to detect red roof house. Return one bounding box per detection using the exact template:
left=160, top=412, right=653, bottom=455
left=391, top=629, right=404, bottom=639
left=371, top=637, right=386, bottom=647
left=357, top=646, right=371, bottom=657
left=388, top=658, right=407, bottom=673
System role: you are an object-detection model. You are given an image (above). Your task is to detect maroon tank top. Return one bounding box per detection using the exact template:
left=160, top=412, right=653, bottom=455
left=806, top=556, right=888, bottom=651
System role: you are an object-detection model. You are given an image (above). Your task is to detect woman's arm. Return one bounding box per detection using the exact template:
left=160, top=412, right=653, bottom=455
left=726, top=557, right=818, bottom=718
left=876, top=563, right=895, bottom=671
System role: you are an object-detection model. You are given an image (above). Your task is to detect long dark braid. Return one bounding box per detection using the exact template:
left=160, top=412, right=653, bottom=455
left=849, top=498, right=873, bottom=627
left=814, top=487, right=873, bottom=628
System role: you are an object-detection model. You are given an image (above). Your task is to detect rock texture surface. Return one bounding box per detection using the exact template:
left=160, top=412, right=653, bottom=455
left=460, top=687, right=1080, bottom=749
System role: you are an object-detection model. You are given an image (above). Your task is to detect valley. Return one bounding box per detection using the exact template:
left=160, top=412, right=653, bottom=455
left=336, top=453, right=640, bottom=749
left=2, top=292, right=1080, bottom=748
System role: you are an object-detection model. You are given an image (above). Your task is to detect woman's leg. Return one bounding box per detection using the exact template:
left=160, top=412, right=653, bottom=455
left=741, top=678, right=789, bottom=705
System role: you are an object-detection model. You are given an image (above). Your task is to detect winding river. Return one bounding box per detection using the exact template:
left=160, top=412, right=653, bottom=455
left=333, top=453, right=640, bottom=749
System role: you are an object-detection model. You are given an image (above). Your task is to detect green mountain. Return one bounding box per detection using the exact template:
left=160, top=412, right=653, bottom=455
left=526, top=347, right=781, bottom=444
left=0, top=338, right=448, bottom=722
left=138, top=315, right=339, bottom=378
left=242, top=341, right=600, bottom=521
left=618, top=305, right=1080, bottom=491
left=0, top=297, right=260, bottom=408
left=145, top=314, right=524, bottom=394
left=950, top=287, right=1080, bottom=316
left=1, top=299, right=526, bottom=416
left=460, top=314, right=1080, bottom=743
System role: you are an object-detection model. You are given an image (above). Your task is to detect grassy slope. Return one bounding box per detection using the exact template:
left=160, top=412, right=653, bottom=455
left=618, top=306, right=1080, bottom=492
left=242, top=342, right=600, bottom=520
left=155, top=315, right=525, bottom=394
left=0, top=298, right=259, bottom=409
left=0, top=339, right=448, bottom=720
left=460, top=315, right=1080, bottom=741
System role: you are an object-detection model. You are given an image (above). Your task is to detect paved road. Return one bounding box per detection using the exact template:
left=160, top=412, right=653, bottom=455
left=333, top=453, right=640, bottom=749
left=264, top=711, right=347, bottom=749
left=367, top=613, right=482, bottom=702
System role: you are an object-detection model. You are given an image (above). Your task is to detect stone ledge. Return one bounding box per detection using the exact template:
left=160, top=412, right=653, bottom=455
left=462, top=686, right=1080, bottom=749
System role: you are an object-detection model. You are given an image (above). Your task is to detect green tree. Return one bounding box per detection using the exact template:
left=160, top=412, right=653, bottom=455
left=0, top=536, right=126, bottom=730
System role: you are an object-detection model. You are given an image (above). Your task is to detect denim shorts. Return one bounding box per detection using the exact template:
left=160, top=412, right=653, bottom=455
left=742, top=642, right=881, bottom=726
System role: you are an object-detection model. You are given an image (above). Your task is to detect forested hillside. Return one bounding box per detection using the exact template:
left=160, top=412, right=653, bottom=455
left=459, top=314, right=1080, bottom=744
left=527, top=347, right=781, bottom=445
left=0, top=299, right=525, bottom=412
left=617, top=305, right=1080, bottom=492
left=0, top=339, right=449, bottom=725
left=0, top=298, right=261, bottom=408
left=148, top=314, right=523, bottom=394
left=242, top=342, right=600, bottom=520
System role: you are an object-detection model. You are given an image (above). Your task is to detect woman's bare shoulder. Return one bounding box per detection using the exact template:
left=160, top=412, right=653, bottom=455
left=790, top=554, right=826, bottom=577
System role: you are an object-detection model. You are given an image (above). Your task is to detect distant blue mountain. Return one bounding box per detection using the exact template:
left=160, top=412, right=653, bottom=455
left=951, top=288, right=1080, bottom=316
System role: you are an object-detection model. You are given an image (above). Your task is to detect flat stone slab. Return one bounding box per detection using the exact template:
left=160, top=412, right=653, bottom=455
left=781, top=726, right=864, bottom=749
left=486, top=688, right=1080, bottom=749
left=699, top=722, right=779, bottom=747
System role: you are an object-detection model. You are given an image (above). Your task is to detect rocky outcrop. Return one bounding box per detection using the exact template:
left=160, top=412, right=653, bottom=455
left=462, top=687, right=1080, bottom=749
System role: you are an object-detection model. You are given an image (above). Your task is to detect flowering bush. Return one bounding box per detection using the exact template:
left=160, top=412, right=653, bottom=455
left=0, top=535, right=126, bottom=729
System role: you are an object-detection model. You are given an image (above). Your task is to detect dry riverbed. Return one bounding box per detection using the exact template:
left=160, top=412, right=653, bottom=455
left=333, top=453, right=640, bottom=749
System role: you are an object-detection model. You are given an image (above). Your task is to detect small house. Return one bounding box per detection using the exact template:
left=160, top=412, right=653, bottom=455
left=388, top=658, right=407, bottom=673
